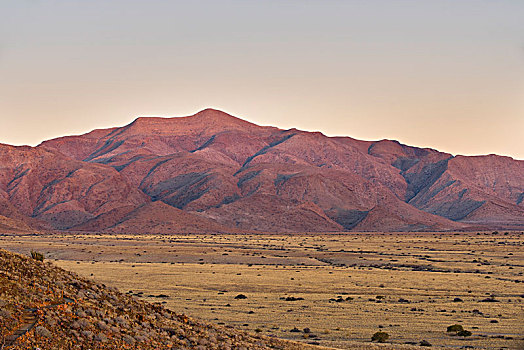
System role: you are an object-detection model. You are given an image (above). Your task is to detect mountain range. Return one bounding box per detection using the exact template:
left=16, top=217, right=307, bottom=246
left=1, top=109, right=522, bottom=233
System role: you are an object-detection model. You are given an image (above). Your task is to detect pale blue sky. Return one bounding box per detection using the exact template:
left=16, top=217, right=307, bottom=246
left=1, top=0, right=523, bottom=158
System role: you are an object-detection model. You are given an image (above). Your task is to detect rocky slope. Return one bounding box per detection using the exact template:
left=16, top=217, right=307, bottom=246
left=1, top=248, right=325, bottom=349
left=0, top=143, right=232, bottom=233
left=0, top=109, right=521, bottom=233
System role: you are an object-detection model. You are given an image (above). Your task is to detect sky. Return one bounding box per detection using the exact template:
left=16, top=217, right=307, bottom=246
left=1, top=0, right=523, bottom=159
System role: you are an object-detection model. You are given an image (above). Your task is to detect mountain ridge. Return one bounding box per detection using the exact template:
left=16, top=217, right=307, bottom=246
left=1, top=108, right=522, bottom=233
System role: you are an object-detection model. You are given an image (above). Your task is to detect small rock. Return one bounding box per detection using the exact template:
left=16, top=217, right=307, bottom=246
left=122, top=334, right=135, bottom=345
left=0, top=308, right=12, bottom=319
left=75, top=310, right=87, bottom=318
left=34, top=326, right=52, bottom=338
left=96, top=320, right=109, bottom=331
left=95, top=333, right=108, bottom=343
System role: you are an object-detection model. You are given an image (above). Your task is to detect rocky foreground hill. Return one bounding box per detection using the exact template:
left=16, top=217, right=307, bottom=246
left=0, top=109, right=522, bottom=233
left=1, top=248, right=324, bottom=349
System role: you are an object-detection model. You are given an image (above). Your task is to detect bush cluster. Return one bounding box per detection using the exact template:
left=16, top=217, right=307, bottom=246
left=30, top=251, right=44, bottom=262
left=371, top=331, right=389, bottom=343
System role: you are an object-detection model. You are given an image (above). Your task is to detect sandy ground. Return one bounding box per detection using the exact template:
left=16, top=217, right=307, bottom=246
left=1, top=231, right=523, bottom=349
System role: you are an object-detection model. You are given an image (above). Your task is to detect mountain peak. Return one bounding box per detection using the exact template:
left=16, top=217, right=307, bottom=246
left=191, top=108, right=256, bottom=124
left=194, top=107, right=231, bottom=116
left=126, top=109, right=263, bottom=136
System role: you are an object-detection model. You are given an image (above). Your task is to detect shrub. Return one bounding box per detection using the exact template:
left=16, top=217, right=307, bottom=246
left=480, top=297, right=499, bottom=302
left=447, top=324, right=464, bottom=333
left=371, top=331, right=389, bottom=343
left=284, top=296, right=304, bottom=301
left=457, top=330, right=472, bottom=337
left=30, top=251, right=44, bottom=262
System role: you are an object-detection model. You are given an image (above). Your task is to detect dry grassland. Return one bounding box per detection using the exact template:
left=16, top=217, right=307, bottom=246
left=1, top=232, right=522, bottom=349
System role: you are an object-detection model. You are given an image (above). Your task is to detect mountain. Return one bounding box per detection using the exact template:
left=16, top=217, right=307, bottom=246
left=0, top=109, right=522, bottom=233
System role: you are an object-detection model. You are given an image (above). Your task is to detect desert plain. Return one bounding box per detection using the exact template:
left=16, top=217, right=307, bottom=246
left=1, top=231, right=522, bottom=349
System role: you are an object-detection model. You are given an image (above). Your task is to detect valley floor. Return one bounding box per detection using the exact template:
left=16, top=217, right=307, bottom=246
left=1, top=231, right=523, bottom=349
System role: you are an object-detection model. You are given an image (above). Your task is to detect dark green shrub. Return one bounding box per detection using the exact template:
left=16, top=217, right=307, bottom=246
left=457, top=330, right=472, bottom=337
left=447, top=324, right=464, bottom=333
left=30, top=251, right=44, bottom=262
left=371, top=331, right=389, bottom=343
